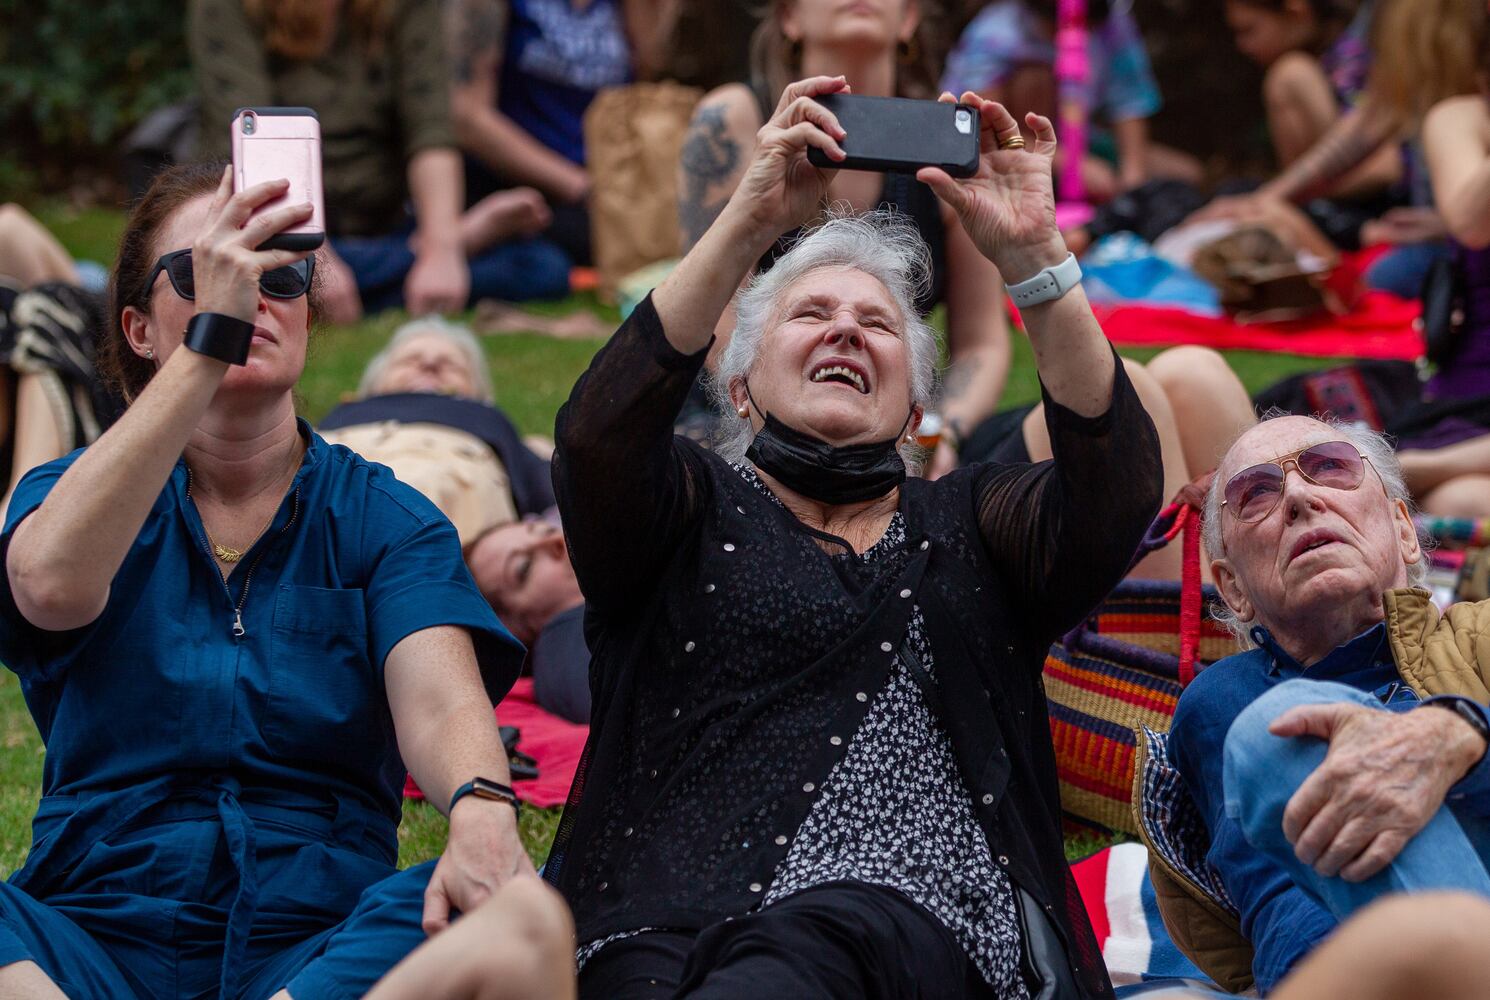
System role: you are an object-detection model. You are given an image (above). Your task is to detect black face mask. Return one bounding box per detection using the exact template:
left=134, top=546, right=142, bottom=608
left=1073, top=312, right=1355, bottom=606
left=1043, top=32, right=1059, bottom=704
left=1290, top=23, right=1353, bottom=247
left=743, top=385, right=913, bottom=505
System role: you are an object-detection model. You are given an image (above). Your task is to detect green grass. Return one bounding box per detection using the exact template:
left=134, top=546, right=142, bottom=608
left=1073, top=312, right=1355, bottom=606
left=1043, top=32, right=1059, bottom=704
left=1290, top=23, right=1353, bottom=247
left=0, top=205, right=1336, bottom=877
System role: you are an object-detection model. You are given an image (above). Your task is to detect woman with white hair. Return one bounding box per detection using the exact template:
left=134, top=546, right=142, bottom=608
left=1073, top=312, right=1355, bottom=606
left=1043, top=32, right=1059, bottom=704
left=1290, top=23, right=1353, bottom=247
left=546, top=75, right=1162, bottom=998
left=319, top=316, right=555, bottom=544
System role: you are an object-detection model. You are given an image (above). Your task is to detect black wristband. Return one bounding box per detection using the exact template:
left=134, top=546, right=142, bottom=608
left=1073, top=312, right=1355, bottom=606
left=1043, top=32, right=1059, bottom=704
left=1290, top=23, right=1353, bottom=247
left=184, top=312, right=256, bottom=366
left=449, top=777, right=522, bottom=818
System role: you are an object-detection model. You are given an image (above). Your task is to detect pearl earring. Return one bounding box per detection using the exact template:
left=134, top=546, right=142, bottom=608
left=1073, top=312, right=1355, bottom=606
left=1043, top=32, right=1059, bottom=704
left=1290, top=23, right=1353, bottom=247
left=737, top=405, right=749, bottom=418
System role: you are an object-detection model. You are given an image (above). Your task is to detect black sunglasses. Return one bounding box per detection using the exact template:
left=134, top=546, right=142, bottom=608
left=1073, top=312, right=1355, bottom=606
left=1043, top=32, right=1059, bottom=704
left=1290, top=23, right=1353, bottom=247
left=145, top=249, right=314, bottom=302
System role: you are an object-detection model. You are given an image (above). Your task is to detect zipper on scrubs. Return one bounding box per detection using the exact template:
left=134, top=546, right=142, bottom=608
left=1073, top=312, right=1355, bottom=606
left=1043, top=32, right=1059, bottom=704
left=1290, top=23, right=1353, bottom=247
left=185, top=468, right=302, bottom=640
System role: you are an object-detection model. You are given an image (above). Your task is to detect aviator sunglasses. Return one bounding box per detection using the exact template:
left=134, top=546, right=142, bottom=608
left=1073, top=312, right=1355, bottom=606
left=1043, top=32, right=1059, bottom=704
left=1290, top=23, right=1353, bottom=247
left=145, top=248, right=314, bottom=302
left=1221, top=440, right=1375, bottom=523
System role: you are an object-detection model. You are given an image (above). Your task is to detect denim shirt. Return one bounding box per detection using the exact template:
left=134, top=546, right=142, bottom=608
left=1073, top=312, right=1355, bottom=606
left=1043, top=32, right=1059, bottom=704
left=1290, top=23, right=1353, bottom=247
left=1170, top=623, right=1490, bottom=993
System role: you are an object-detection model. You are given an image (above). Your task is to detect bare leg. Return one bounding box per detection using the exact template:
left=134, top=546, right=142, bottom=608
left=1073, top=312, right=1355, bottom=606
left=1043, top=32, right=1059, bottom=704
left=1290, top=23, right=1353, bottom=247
left=1262, top=52, right=1339, bottom=167
left=1023, top=357, right=1191, bottom=578
left=3, top=374, right=66, bottom=514
left=457, top=189, right=554, bottom=257
left=363, top=877, right=576, bottom=1000
left=1270, top=893, right=1490, bottom=1000
left=1399, top=436, right=1490, bottom=498
left=1143, top=346, right=1256, bottom=479
left=0, top=206, right=79, bottom=288
left=0, top=961, right=69, bottom=999
left=1418, top=474, right=1490, bottom=518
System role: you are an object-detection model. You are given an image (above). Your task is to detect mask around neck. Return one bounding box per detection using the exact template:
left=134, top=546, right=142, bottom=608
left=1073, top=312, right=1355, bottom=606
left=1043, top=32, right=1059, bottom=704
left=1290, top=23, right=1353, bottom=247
left=742, top=384, right=911, bottom=505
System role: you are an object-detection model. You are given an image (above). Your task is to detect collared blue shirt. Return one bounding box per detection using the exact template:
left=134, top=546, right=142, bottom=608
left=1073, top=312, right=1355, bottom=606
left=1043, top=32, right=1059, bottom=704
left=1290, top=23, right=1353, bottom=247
left=0, top=421, right=522, bottom=868
left=1170, top=622, right=1490, bottom=993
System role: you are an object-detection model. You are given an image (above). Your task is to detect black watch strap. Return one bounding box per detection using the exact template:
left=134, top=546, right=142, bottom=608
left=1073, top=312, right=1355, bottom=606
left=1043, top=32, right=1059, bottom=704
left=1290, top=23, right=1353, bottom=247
left=184, top=312, right=256, bottom=366
left=449, top=777, right=521, bottom=817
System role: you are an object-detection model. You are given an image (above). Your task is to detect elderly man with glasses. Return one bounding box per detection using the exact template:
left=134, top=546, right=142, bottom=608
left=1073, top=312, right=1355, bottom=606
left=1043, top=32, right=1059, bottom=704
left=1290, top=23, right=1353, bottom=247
left=1168, top=413, right=1490, bottom=994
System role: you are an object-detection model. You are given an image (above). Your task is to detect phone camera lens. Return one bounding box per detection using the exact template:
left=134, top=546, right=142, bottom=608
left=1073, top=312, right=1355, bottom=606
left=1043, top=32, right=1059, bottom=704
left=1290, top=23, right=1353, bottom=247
left=954, top=109, right=973, bottom=134
left=242, top=113, right=257, bottom=135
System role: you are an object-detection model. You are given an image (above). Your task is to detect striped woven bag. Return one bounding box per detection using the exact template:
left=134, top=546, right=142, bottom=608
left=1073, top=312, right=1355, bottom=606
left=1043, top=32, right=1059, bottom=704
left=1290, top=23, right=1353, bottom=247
left=1044, top=498, right=1236, bottom=834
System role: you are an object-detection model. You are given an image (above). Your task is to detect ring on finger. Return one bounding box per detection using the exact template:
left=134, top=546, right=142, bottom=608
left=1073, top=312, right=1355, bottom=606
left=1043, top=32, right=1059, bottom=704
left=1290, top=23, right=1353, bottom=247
left=997, top=134, right=1027, bottom=151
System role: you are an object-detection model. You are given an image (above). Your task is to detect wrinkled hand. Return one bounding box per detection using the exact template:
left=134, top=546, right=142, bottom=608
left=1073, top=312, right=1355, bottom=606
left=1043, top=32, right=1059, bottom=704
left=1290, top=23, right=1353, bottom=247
left=422, top=798, right=534, bottom=935
left=729, top=75, right=849, bottom=240
left=318, top=245, right=364, bottom=326
left=1271, top=702, right=1486, bottom=882
left=192, top=167, right=314, bottom=323
left=916, top=94, right=1064, bottom=282
left=406, top=242, right=470, bottom=317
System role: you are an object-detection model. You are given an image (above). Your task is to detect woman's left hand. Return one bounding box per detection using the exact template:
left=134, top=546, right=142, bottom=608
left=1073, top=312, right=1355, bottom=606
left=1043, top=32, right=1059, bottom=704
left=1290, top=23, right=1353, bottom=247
left=917, top=93, right=1067, bottom=283
left=422, top=797, right=535, bottom=935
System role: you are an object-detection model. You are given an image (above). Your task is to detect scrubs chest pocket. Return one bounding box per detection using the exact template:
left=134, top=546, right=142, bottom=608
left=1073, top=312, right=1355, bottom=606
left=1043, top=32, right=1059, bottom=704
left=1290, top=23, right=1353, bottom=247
left=266, top=585, right=377, bottom=764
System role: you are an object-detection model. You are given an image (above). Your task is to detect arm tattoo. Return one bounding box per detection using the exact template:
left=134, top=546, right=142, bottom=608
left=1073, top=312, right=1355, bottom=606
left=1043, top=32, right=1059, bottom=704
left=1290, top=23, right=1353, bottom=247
left=678, top=105, right=741, bottom=252
left=1277, top=120, right=1380, bottom=202
left=446, top=0, right=506, bottom=84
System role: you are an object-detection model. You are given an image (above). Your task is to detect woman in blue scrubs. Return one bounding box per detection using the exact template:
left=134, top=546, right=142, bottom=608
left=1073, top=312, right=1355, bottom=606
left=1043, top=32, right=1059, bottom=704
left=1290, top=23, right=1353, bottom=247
left=0, top=161, right=532, bottom=999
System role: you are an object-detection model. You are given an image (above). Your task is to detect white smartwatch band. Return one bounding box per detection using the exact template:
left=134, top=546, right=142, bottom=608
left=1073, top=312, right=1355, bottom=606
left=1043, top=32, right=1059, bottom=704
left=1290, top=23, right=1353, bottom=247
left=1006, top=252, right=1083, bottom=308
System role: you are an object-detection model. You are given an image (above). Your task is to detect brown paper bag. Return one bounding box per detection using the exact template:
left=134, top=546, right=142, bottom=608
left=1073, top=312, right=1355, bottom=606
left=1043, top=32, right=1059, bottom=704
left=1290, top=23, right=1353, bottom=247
left=583, top=82, right=703, bottom=303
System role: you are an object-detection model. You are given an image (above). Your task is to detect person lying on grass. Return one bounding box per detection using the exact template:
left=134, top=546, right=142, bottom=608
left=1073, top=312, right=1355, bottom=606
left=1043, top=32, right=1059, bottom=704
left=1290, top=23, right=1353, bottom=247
left=0, top=160, right=529, bottom=999
left=1169, top=413, right=1490, bottom=993
left=543, top=76, right=1158, bottom=998
left=319, top=315, right=556, bottom=546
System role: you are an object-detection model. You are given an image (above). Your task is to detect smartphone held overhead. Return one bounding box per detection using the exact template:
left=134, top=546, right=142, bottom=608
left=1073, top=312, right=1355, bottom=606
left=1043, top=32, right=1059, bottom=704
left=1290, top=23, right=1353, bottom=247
left=231, top=107, right=326, bottom=251
left=806, top=94, right=980, bottom=178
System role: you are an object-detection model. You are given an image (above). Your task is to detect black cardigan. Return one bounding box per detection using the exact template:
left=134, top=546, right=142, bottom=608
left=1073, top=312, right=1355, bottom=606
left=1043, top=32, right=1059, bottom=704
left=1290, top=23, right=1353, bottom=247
left=546, top=295, right=1161, bottom=999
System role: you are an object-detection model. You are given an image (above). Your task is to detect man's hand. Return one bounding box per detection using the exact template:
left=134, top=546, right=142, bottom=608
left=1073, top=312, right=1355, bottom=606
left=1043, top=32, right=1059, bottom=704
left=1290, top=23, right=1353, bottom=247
left=405, top=242, right=470, bottom=316
left=422, top=797, right=534, bottom=936
left=1271, top=702, right=1488, bottom=882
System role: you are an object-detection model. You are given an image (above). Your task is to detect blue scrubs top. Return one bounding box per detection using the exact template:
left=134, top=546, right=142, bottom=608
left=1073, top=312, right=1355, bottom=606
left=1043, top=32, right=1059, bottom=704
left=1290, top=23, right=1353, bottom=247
left=0, top=422, right=521, bottom=927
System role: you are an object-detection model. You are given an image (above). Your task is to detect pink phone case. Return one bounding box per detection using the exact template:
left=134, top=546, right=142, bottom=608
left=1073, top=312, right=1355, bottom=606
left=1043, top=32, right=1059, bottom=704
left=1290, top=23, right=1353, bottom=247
left=231, top=107, right=326, bottom=251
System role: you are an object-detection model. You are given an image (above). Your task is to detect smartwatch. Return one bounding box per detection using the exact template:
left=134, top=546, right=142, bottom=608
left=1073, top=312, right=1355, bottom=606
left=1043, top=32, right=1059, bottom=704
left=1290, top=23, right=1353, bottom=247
left=449, top=777, right=522, bottom=818
left=1006, top=252, right=1083, bottom=309
left=184, top=312, right=256, bottom=366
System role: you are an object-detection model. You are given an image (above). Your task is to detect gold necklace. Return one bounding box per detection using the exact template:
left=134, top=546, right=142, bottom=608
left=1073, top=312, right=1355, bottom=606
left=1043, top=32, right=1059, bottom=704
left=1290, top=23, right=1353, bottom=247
left=188, top=443, right=302, bottom=564
left=203, top=508, right=279, bottom=563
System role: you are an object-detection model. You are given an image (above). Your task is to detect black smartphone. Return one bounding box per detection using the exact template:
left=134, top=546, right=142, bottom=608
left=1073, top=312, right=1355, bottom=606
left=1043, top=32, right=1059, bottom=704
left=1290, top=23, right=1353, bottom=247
left=806, top=93, right=980, bottom=178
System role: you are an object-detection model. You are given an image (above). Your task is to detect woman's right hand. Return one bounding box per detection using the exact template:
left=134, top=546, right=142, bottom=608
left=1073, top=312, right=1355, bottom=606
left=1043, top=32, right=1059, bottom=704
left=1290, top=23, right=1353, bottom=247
left=192, top=166, right=314, bottom=324
left=727, top=75, right=850, bottom=240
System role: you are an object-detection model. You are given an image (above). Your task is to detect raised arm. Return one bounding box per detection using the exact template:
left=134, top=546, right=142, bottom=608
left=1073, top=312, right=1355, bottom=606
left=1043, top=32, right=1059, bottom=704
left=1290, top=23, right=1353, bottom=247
left=553, top=76, right=850, bottom=614
left=1424, top=95, right=1490, bottom=249
left=918, top=94, right=1162, bottom=634
left=6, top=173, right=312, bottom=631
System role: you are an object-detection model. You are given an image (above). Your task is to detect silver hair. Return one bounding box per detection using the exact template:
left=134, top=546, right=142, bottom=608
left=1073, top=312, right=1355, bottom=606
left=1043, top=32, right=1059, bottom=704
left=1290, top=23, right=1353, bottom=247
left=1203, top=408, right=1431, bottom=646
left=708, top=208, right=942, bottom=470
left=357, top=315, right=495, bottom=404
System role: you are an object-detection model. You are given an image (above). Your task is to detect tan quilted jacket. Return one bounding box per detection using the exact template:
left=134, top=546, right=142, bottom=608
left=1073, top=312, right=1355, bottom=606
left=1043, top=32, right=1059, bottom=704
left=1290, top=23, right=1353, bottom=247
left=1136, top=590, right=1490, bottom=993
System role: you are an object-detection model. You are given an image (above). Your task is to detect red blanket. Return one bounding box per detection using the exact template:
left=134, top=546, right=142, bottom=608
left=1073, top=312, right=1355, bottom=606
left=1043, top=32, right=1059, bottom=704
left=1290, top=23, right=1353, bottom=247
left=1094, top=291, right=1423, bottom=359
left=404, top=678, right=588, bottom=810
